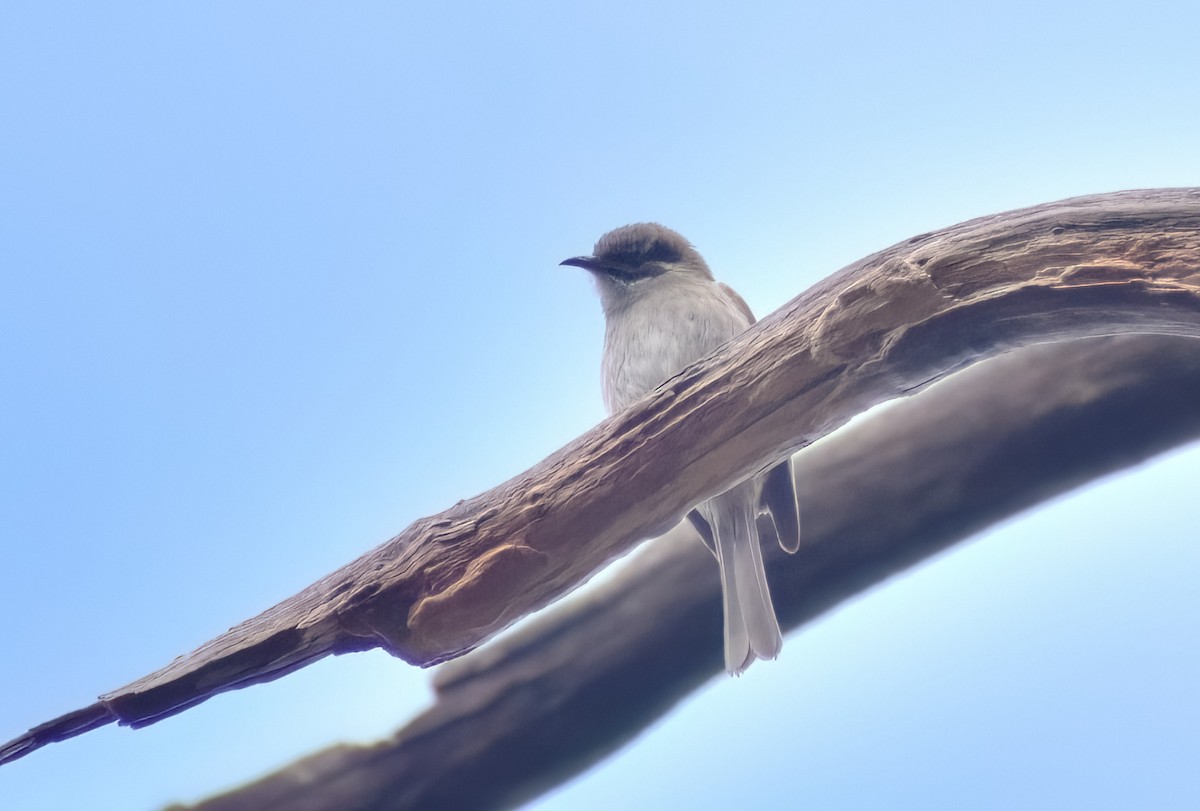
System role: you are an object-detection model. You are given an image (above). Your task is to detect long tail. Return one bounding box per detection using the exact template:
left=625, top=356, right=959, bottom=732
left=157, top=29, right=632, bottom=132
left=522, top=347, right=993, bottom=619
left=698, top=479, right=783, bottom=675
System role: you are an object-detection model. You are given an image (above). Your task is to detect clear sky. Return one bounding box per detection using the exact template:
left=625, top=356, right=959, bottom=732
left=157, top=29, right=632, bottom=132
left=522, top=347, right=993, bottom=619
left=2, top=2, right=1198, bottom=809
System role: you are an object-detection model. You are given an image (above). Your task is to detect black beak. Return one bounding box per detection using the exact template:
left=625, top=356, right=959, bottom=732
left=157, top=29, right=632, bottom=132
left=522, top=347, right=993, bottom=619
left=560, top=255, right=600, bottom=271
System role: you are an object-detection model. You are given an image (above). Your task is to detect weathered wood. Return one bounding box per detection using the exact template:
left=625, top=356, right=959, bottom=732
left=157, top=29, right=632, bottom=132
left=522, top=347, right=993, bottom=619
left=2, top=188, right=1199, bottom=765
left=169, top=335, right=1200, bottom=810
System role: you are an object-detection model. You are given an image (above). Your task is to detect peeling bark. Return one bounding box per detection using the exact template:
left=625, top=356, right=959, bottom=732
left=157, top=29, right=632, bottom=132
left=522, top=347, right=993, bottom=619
left=170, top=334, right=1200, bottom=810
left=2, top=187, right=1198, bottom=766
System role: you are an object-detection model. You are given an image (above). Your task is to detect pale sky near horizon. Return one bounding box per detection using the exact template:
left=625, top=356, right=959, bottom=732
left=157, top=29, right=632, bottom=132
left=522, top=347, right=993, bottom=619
left=2, top=3, right=1199, bottom=810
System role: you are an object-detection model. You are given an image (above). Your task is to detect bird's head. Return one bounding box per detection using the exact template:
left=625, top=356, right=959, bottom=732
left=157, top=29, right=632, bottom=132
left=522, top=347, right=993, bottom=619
left=560, top=223, right=713, bottom=288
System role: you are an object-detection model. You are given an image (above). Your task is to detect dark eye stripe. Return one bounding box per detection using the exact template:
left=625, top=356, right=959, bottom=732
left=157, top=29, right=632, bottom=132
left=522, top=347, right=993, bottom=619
left=640, top=240, right=682, bottom=263
left=601, top=238, right=682, bottom=267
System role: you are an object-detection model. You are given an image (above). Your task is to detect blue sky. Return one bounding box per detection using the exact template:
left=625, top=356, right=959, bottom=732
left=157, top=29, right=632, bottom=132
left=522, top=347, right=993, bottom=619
left=2, top=2, right=1198, bottom=809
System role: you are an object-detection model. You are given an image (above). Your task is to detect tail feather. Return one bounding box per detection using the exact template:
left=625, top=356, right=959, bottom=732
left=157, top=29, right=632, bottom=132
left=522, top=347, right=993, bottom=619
left=700, top=480, right=784, bottom=675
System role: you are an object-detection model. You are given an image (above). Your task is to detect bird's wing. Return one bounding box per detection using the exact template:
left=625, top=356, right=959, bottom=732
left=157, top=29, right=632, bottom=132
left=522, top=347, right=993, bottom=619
left=716, top=281, right=800, bottom=552
left=717, top=282, right=756, bottom=326
left=760, top=457, right=801, bottom=553
left=686, top=508, right=717, bottom=557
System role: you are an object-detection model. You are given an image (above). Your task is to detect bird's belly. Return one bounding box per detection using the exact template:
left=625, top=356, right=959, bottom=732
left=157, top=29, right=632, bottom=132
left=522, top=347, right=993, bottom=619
left=602, top=345, right=678, bottom=413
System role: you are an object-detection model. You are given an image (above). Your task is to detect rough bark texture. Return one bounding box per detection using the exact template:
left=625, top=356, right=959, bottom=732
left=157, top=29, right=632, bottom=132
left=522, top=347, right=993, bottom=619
left=170, top=334, right=1200, bottom=811
left=2, top=188, right=1199, bottom=766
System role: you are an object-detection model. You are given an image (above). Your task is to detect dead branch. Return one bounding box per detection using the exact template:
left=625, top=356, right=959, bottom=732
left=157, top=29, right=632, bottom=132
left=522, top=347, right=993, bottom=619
left=169, top=334, right=1200, bottom=810
left=3, top=187, right=1199, bottom=766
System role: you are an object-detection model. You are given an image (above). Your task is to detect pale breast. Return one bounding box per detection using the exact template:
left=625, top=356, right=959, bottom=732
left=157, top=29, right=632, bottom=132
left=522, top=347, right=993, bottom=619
left=601, top=281, right=752, bottom=414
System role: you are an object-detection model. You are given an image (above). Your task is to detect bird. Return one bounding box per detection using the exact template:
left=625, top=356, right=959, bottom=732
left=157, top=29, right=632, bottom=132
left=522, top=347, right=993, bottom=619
left=562, top=223, right=799, bottom=674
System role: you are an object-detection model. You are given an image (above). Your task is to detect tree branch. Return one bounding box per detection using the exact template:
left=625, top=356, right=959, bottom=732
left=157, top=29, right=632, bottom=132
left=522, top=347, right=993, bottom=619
left=3, top=187, right=1199, bottom=765
left=170, top=334, right=1200, bottom=810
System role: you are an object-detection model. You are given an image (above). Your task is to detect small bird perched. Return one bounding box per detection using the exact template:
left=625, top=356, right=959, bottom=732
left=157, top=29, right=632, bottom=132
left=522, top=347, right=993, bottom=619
left=562, top=223, right=799, bottom=674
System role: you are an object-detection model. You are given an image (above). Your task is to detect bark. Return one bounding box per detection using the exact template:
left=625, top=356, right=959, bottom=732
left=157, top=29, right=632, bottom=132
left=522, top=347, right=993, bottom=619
left=2, top=187, right=1199, bottom=766
left=171, top=334, right=1200, bottom=810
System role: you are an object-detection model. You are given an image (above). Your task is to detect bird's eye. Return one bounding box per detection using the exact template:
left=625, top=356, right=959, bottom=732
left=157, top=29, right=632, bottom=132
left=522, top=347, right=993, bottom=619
left=640, top=240, right=681, bottom=264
